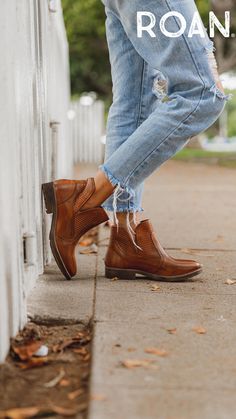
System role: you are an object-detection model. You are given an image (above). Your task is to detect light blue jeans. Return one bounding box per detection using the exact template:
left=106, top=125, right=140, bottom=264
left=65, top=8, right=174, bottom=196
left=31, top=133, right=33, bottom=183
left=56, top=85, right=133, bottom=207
left=100, top=0, right=227, bottom=213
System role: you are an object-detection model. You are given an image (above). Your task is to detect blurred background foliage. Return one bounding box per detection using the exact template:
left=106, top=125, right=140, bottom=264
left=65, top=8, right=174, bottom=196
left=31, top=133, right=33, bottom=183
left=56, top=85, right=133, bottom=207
left=62, top=0, right=110, bottom=100
left=62, top=0, right=236, bottom=138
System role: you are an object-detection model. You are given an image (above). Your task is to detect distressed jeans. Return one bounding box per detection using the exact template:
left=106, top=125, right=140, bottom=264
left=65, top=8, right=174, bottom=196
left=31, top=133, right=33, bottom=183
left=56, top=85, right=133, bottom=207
left=100, top=0, right=227, bottom=213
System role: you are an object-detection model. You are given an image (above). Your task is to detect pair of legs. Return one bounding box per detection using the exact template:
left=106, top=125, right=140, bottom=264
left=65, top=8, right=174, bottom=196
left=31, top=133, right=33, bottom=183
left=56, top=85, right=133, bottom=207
left=85, top=0, right=227, bottom=220
left=43, top=0, right=227, bottom=281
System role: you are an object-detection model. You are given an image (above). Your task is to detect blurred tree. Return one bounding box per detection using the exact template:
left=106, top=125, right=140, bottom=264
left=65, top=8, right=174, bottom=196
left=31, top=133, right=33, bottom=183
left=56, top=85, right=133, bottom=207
left=227, top=90, right=236, bottom=137
left=61, top=0, right=112, bottom=100
left=62, top=0, right=236, bottom=99
left=196, top=0, right=236, bottom=73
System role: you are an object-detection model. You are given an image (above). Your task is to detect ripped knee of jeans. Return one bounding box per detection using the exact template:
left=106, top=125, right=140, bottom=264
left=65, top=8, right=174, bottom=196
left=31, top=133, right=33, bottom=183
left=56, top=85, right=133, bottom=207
left=152, top=71, right=169, bottom=102
left=205, top=41, right=232, bottom=103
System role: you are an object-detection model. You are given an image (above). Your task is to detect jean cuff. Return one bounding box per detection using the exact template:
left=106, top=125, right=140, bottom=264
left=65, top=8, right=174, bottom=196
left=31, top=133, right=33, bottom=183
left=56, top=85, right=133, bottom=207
left=101, top=205, right=144, bottom=213
left=99, top=164, right=135, bottom=196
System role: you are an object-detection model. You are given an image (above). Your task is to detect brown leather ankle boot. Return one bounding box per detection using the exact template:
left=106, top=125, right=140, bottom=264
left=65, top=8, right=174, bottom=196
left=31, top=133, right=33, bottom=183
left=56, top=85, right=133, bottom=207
left=105, top=220, right=202, bottom=281
left=42, top=178, right=108, bottom=280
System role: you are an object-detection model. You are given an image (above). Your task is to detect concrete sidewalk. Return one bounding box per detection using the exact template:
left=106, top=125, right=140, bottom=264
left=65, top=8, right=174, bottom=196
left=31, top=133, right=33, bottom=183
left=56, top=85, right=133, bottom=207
left=28, top=161, right=236, bottom=419
left=89, top=161, right=236, bottom=419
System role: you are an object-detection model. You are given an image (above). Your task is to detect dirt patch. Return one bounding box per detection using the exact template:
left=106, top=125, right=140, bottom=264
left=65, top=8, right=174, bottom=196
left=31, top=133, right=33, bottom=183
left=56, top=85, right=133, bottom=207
left=0, top=322, right=92, bottom=418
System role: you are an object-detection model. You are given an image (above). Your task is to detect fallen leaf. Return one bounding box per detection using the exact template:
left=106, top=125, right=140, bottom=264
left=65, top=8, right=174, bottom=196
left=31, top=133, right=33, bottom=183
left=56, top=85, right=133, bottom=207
left=83, top=353, right=91, bottom=362
left=11, top=340, right=43, bottom=361
left=79, top=237, right=94, bottom=247
left=151, top=285, right=161, bottom=292
left=68, top=389, right=84, bottom=400
left=91, top=394, right=107, bottom=401
left=145, top=347, right=169, bottom=357
left=192, top=326, right=207, bottom=335
left=53, top=335, right=90, bottom=352
left=167, top=328, right=177, bottom=335
left=121, top=359, right=155, bottom=369
left=59, top=378, right=70, bottom=387
left=79, top=229, right=98, bottom=246
left=73, top=347, right=88, bottom=355
left=0, top=407, right=40, bottom=419
left=180, top=248, right=196, bottom=254
left=127, top=347, right=136, bottom=353
left=44, top=368, right=65, bottom=388
left=79, top=244, right=98, bottom=255
left=16, top=357, right=49, bottom=369
left=225, top=279, right=236, bottom=285
left=180, top=248, right=214, bottom=257
left=49, top=405, right=79, bottom=416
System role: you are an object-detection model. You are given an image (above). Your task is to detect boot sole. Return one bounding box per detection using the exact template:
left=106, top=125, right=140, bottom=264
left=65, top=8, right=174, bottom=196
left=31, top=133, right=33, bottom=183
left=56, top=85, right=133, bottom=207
left=105, top=266, right=202, bottom=282
left=42, top=182, right=73, bottom=280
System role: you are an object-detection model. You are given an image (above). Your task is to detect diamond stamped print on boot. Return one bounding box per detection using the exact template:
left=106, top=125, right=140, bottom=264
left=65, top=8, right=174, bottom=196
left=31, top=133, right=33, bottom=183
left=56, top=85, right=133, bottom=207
left=105, top=220, right=203, bottom=282
left=42, top=178, right=108, bottom=280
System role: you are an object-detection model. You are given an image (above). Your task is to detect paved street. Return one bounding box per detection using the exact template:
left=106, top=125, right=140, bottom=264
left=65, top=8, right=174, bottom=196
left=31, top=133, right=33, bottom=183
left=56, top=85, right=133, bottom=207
left=28, top=161, right=236, bottom=419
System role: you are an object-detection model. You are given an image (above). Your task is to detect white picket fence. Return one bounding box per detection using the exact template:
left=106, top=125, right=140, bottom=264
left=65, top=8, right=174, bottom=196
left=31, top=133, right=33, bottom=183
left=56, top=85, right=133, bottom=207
left=0, top=0, right=72, bottom=362
left=71, top=97, right=105, bottom=164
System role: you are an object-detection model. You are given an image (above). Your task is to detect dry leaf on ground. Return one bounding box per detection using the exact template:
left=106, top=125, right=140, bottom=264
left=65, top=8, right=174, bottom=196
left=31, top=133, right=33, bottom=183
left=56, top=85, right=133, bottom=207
left=167, top=328, right=177, bottom=335
left=0, top=407, right=40, bottom=419
left=79, top=229, right=98, bottom=247
left=67, top=388, right=84, bottom=400
left=11, top=340, right=43, bottom=361
left=59, top=378, right=70, bottom=387
left=144, top=348, right=169, bottom=357
left=121, top=359, right=155, bottom=369
left=181, top=248, right=197, bottom=255
left=49, top=405, right=80, bottom=416
left=150, top=285, right=161, bottom=292
left=91, top=394, right=107, bottom=401
left=79, top=244, right=98, bottom=255
left=82, top=353, right=91, bottom=362
left=16, top=357, right=49, bottom=370
left=79, top=237, right=94, bottom=247
left=53, top=334, right=90, bottom=353
left=73, top=347, right=88, bottom=355
left=192, top=326, right=207, bottom=334
left=225, top=279, right=236, bottom=285
left=180, top=248, right=214, bottom=257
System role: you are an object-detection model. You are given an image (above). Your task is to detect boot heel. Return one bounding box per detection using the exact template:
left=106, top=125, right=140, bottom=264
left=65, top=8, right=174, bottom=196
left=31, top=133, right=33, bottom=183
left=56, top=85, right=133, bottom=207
left=42, top=182, right=55, bottom=214
left=105, top=267, right=136, bottom=280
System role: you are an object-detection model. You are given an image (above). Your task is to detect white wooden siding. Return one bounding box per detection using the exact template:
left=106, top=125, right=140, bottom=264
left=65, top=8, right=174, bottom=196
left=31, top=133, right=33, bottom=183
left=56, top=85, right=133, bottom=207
left=71, top=98, right=105, bottom=164
left=0, top=0, right=72, bottom=362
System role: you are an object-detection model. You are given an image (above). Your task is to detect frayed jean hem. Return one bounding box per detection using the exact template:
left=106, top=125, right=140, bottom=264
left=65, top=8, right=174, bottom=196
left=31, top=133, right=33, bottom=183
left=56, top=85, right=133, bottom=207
left=99, top=164, right=135, bottom=196
left=99, top=164, right=142, bottom=224
left=101, top=205, right=144, bottom=213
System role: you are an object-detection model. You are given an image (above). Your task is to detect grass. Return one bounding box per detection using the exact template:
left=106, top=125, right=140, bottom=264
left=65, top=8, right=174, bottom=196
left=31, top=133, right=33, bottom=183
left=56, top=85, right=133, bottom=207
left=173, top=148, right=236, bottom=169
